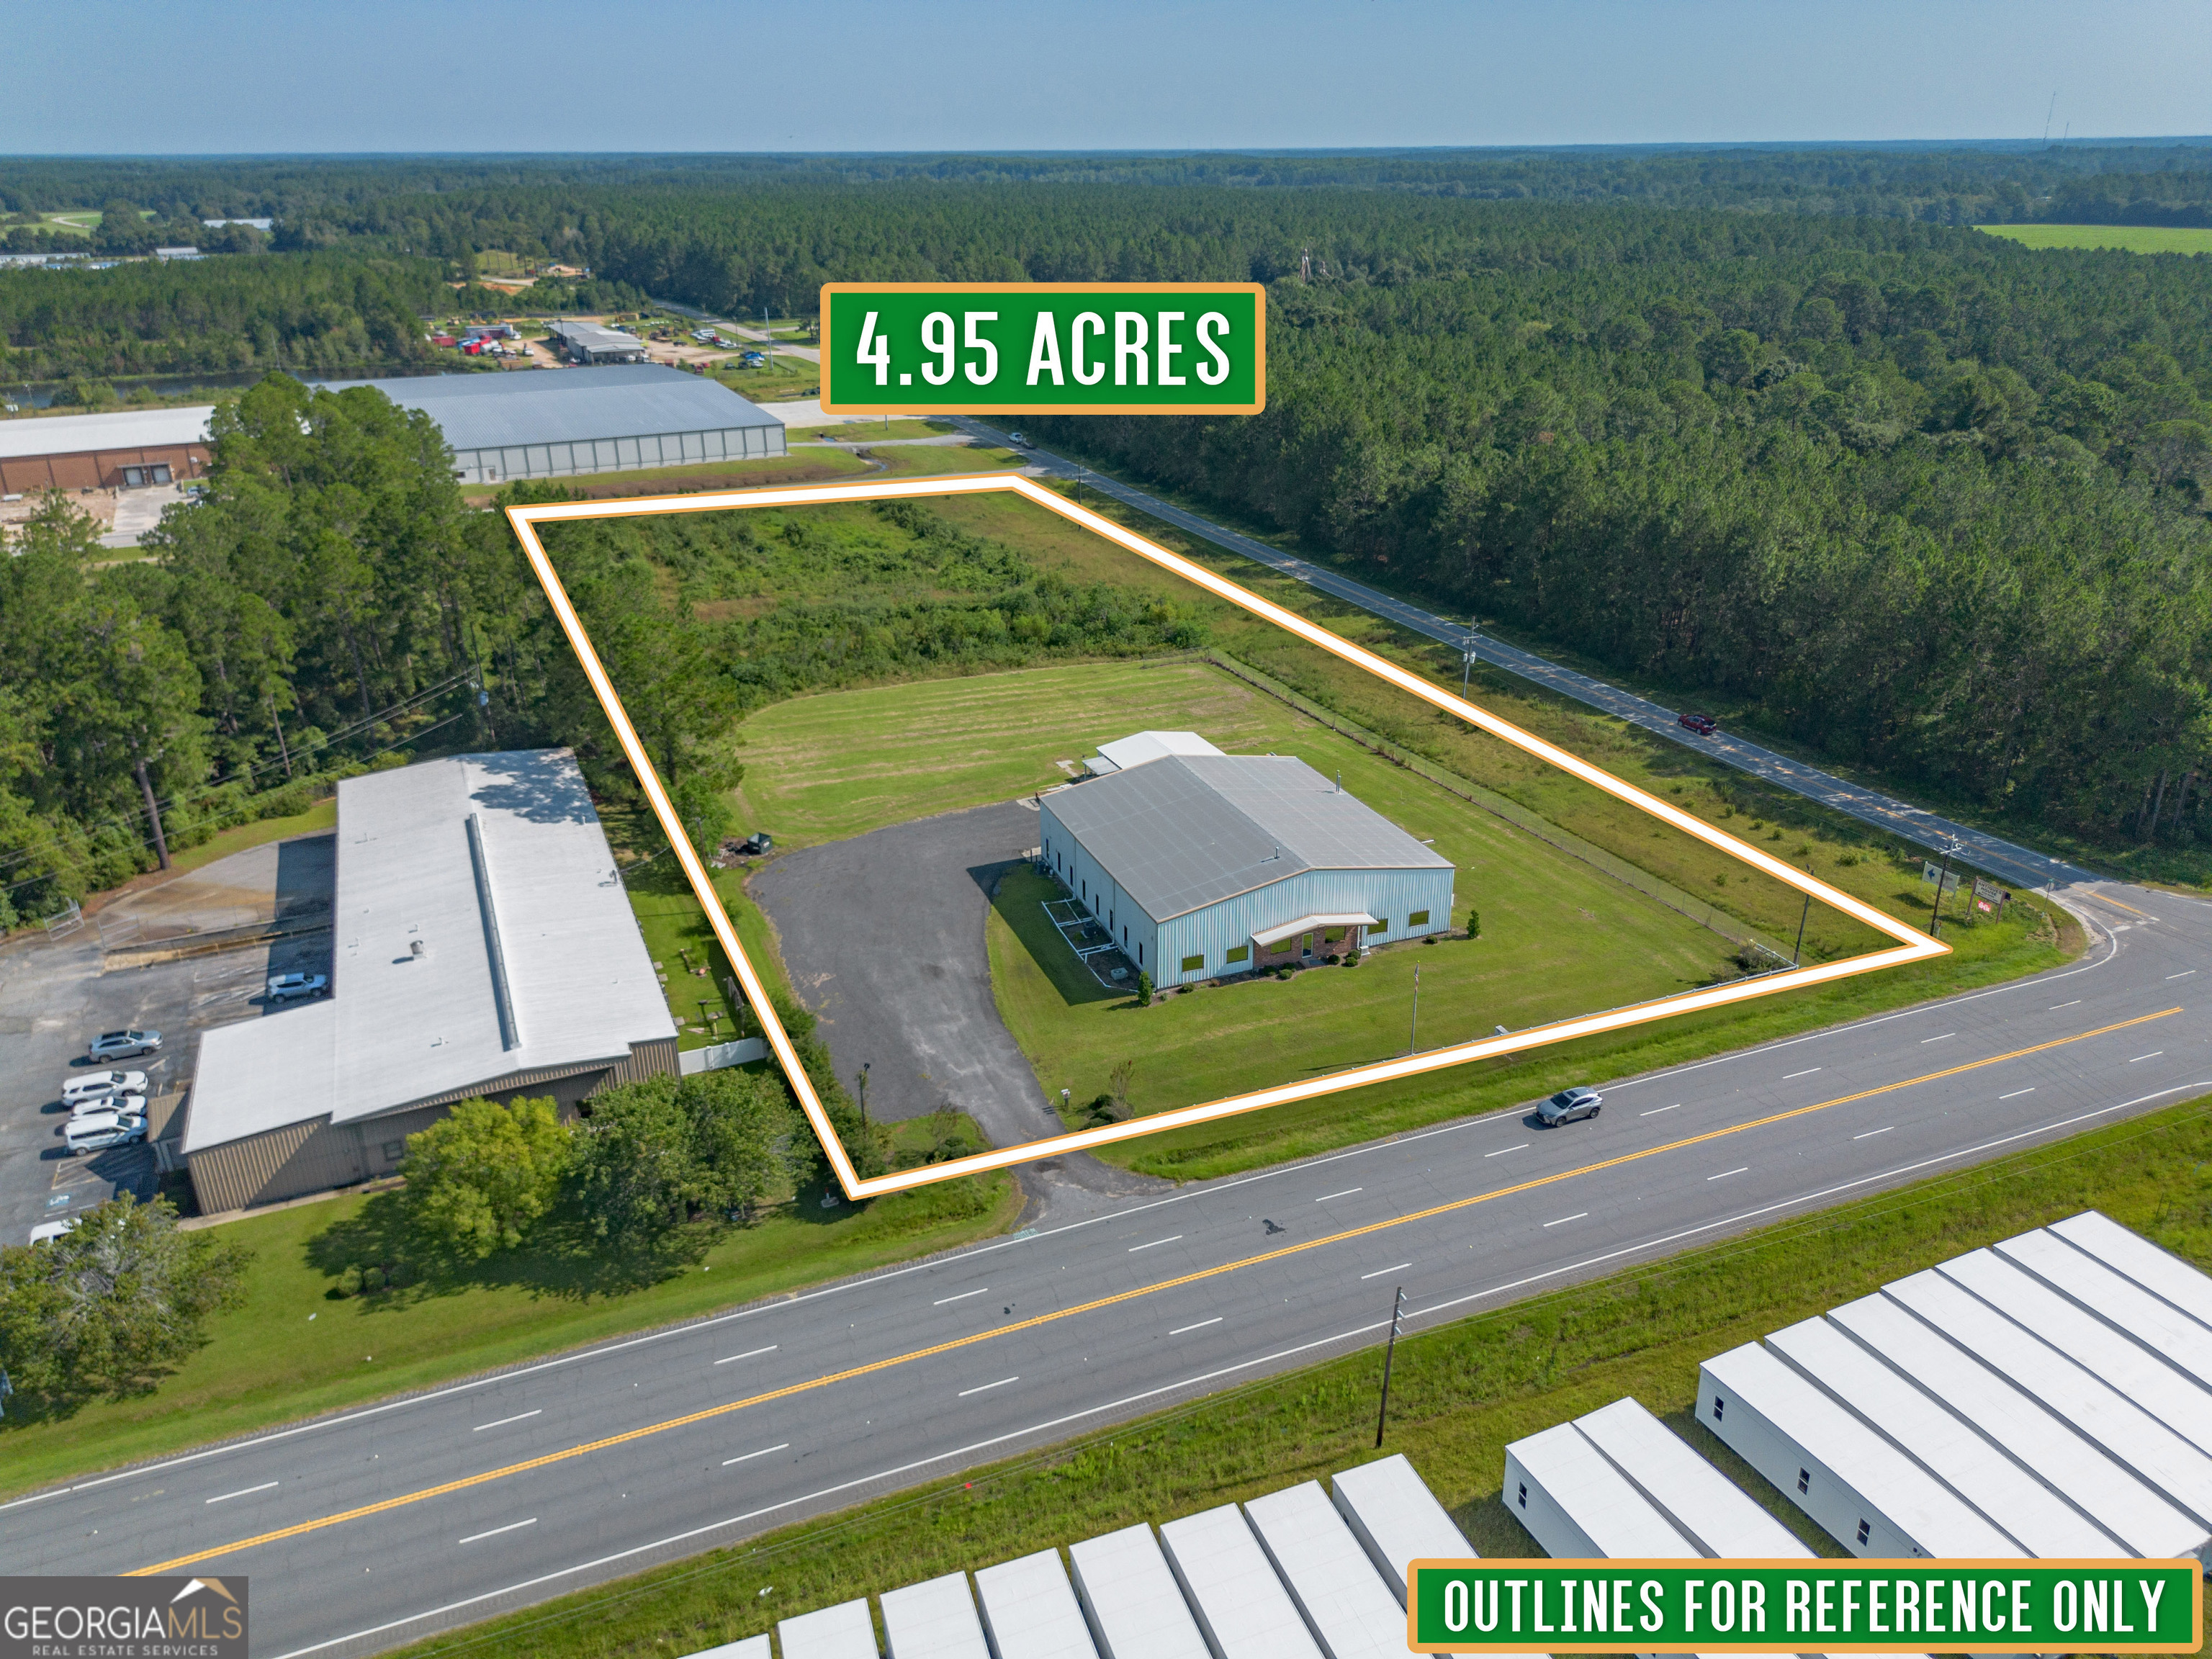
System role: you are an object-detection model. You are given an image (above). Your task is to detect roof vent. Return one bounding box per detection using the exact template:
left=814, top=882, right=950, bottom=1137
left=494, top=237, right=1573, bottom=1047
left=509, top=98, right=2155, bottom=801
left=410, top=939, right=426, bottom=958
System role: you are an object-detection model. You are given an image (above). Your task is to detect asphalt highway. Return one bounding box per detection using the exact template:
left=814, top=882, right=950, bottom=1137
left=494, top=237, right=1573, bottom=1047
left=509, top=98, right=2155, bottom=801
left=949, top=418, right=2102, bottom=892
left=4, top=878, right=2203, bottom=1657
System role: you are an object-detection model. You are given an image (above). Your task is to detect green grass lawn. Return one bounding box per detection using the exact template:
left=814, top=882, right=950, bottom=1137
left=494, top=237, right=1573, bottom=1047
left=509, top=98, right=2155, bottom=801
left=801, top=420, right=956, bottom=442
left=715, top=360, right=820, bottom=403
left=382, top=1097, right=2212, bottom=1659
left=1979, top=222, right=2212, bottom=255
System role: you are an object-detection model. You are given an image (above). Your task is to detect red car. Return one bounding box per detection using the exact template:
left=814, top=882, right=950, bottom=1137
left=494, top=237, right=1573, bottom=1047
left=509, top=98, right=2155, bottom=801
left=1678, top=712, right=1717, bottom=736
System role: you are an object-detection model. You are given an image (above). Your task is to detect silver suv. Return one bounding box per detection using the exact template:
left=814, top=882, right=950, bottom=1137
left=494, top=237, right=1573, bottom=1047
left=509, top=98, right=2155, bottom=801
left=87, top=1029, right=161, bottom=1061
left=1537, top=1086, right=1604, bottom=1125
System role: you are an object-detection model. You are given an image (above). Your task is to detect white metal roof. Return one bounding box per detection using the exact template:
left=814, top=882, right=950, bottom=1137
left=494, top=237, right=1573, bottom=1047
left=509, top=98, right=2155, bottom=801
left=2051, top=1210, right=2212, bottom=1331
left=1883, top=1268, right=2212, bottom=1532
left=316, top=363, right=781, bottom=451
left=1936, top=1247, right=2212, bottom=1457
left=973, top=1550, right=1097, bottom=1659
left=1244, top=1483, right=1411, bottom=1659
left=1826, top=1290, right=2209, bottom=1559
left=1763, top=1315, right=2118, bottom=1557
left=1506, top=1421, right=1699, bottom=1558
left=881, top=1572, right=989, bottom=1659
left=1250, top=912, right=1380, bottom=948
left=1996, top=1228, right=2212, bottom=1392
left=1701, top=1343, right=2023, bottom=1557
left=1066, top=1524, right=1210, bottom=1659
left=185, top=751, right=675, bottom=1152
left=680, top=1640, right=770, bottom=1659
left=0, top=405, right=212, bottom=459
left=1572, top=1396, right=1812, bottom=1559
left=1158, top=1503, right=1325, bottom=1659
left=1092, top=731, right=1226, bottom=773
left=1328, top=1454, right=1473, bottom=1605
left=778, top=1599, right=878, bottom=1659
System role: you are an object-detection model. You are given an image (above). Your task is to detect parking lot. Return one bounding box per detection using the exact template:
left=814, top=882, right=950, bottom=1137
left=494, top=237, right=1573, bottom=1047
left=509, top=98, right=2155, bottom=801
left=0, top=835, right=333, bottom=1244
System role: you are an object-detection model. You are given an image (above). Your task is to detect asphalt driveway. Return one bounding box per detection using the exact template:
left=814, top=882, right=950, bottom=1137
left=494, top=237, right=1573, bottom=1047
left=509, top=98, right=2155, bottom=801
left=749, top=800, right=1053, bottom=1150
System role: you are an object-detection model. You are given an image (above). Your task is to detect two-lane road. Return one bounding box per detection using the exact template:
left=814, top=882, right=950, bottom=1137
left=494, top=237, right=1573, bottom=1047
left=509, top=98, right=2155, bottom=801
left=4, top=881, right=2203, bottom=1657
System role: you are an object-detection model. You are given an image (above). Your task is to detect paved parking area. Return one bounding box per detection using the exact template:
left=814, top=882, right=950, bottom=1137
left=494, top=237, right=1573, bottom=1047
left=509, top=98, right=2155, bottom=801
left=750, top=801, right=1053, bottom=1150
left=0, top=835, right=333, bottom=1243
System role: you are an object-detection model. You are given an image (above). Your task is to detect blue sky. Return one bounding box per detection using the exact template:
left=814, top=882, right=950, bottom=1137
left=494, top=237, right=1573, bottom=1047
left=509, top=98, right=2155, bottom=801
left=9, top=0, right=2208, bottom=154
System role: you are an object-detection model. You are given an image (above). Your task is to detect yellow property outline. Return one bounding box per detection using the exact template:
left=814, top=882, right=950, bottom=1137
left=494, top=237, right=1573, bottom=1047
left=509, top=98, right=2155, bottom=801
left=505, top=472, right=1948, bottom=1200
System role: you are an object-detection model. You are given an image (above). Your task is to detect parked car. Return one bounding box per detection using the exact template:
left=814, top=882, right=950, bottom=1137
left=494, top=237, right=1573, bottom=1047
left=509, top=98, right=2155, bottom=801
left=1537, top=1086, right=1604, bottom=1125
left=738, top=832, right=773, bottom=857
left=1677, top=711, right=1717, bottom=737
left=266, top=971, right=329, bottom=1002
left=65, top=1107, right=148, bottom=1155
left=73, top=1091, right=145, bottom=1121
left=61, top=1069, right=148, bottom=1106
left=86, top=1029, right=161, bottom=1061
left=29, top=1218, right=79, bottom=1246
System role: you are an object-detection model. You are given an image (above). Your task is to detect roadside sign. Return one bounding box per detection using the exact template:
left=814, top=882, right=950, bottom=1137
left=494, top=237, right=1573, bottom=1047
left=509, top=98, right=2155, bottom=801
left=1921, top=861, right=1961, bottom=893
left=819, top=283, right=1265, bottom=415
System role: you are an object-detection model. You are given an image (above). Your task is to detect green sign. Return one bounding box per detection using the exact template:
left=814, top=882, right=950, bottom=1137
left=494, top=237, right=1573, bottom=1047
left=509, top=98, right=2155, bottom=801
left=819, top=284, right=1264, bottom=415
left=1407, top=1561, right=2203, bottom=1653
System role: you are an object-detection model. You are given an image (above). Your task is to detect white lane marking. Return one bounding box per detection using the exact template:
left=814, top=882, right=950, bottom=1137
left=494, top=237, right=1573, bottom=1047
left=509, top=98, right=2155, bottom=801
left=1999, top=1087, right=2036, bottom=1100
left=1641, top=1104, right=1682, bottom=1117
left=1707, top=1167, right=1750, bottom=1181
left=957, top=1376, right=1020, bottom=1398
left=721, top=1444, right=790, bottom=1467
left=204, top=1480, right=278, bottom=1505
left=2051, top=1000, right=2081, bottom=1010
left=471, top=1410, right=541, bottom=1433
left=458, top=1518, right=536, bottom=1545
left=1485, top=1143, right=1529, bottom=1157
left=1921, top=1033, right=1955, bottom=1044
left=1128, top=1235, right=1183, bottom=1252
left=714, top=1346, right=778, bottom=1365
left=1543, top=1213, right=1588, bottom=1228
left=2168, top=971, right=2197, bottom=980
left=1170, top=1318, right=1223, bottom=1335
left=1853, top=1127, right=1894, bottom=1141
left=1359, top=1263, right=1412, bottom=1280
left=2129, top=1052, right=2164, bottom=1063
left=1314, top=1188, right=1363, bottom=1203
left=1783, top=1069, right=1822, bottom=1080
left=932, top=1288, right=989, bottom=1305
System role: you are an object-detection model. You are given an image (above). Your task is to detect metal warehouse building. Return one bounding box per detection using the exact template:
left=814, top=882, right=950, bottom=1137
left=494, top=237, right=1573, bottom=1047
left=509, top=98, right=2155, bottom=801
left=320, top=362, right=786, bottom=485
left=1038, top=732, right=1454, bottom=986
left=0, top=405, right=212, bottom=493
left=181, top=750, right=678, bottom=1215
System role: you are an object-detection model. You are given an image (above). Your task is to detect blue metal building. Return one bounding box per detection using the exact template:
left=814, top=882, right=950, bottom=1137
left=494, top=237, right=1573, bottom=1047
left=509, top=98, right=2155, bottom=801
left=1037, top=740, right=1455, bottom=986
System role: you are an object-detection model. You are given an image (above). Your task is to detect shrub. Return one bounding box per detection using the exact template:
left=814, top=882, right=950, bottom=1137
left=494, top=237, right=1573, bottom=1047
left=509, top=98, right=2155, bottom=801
left=337, top=1265, right=361, bottom=1298
left=1344, top=945, right=1363, bottom=966
left=1466, top=907, right=1481, bottom=939
left=1135, top=970, right=1154, bottom=1004
left=361, top=1265, right=386, bottom=1292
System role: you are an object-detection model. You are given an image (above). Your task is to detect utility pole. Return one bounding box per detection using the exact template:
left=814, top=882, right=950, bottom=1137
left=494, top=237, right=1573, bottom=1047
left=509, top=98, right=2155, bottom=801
left=1374, top=1285, right=1406, bottom=1448
left=1408, top=966, right=1421, bottom=1055
left=1928, top=837, right=1961, bottom=938
left=1462, top=627, right=1480, bottom=702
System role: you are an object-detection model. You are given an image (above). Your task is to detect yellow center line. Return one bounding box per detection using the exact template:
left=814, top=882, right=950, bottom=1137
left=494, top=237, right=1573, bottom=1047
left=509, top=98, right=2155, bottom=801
left=130, top=1007, right=2177, bottom=1576
left=2090, top=891, right=2149, bottom=918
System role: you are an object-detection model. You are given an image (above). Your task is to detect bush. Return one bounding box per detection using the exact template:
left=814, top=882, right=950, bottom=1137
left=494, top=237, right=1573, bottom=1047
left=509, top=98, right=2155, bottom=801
left=337, top=1265, right=361, bottom=1298
left=1345, top=945, right=1363, bottom=966
left=1135, top=970, right=1154, bottom=1004
left=361, top=1265, right=386, bottom=1293
left=1466, top=907, right=1481, bottom=939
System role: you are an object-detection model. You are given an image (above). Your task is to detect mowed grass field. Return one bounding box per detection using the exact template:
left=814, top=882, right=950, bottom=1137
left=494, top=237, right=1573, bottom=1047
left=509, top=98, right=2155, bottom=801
left=1978, top=223, right=2212, bottom=255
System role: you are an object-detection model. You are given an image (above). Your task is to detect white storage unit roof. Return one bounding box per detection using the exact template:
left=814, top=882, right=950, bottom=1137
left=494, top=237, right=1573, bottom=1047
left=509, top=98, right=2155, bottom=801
left=1328, top=1454, right=1474, bottom=1604
left=973, top=1550, right=1098, bottom=1659
left=2051, top=1210, right=2212, bottom=1331
left=1764, top=1315, right=2116, bottom=1557
left=1996, top=1228, right=2212, bottom=1392
left=1573, top=1396, right=1813, bottom=1558
left=1066, top=1524, right=1210, bottom=1659
left=1245, top=1483, right=1413, bottom=1659
left=680, top=1640, right=770, bottom=1659
left=1504, top=1421, right=1698, bottom=1559
left=1700, top=1343, right=2023, bottom=1559
left=1884, top=1267, right=2212, bottom=1532
left=881, top=1573, right=990, bottom=1659
left=1091, top=731, right=1227, bottom=773
left=1937, top=1247, right=2212, bottom=1457
left=1159, top=1503, right=1326, bottom=1659
left=1827, top=1290, right=2209, bottom=1560
left=778, top=1599, right=878, bottom=1659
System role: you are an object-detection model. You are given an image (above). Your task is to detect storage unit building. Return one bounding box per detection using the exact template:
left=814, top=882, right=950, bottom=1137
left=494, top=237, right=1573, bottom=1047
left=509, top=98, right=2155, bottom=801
left=1328, top=1453, right=1475, bottom=1606
left=181, top=750, right=678, bottom=1213
left=1039, top=739, right=1455, bottom=986
left=0, top=404, right=212, bottom=493
left=778, top=1600, right=879, bottom=1659
left=1158, top=1503, right=1326, bottom=1659
left=973, top=1550, right=1098, bottom=1659
left=1571, top=1396, right=1812, bottom=1559
left=681, top=1641, right=770, bottom=1659
left=1066, top=1524, right=1210, bottom=1659
left=318, top=363, right=784, bottom=485
left=2050, top=1209, right=2212, bottom=1331
left=1699, top=1342, right=2023, bottom=1558
left=1244, top=1483, right=1412, bottom=1659
left=881, top=1573, right=990, bottom=1659
left=1505, top=1420, right=1699, bottom=1560
left=1995, top=1228, right=2212, bottom=1393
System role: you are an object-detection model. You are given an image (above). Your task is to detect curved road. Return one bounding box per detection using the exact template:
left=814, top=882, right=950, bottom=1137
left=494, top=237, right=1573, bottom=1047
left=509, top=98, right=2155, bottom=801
left=2, top=876, right=2202, bottom=1656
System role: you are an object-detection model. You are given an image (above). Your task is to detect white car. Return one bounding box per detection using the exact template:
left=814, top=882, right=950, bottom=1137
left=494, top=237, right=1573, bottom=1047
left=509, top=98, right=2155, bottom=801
left=62, top=1069, right=148, bottom=1106
left=266, top=971, right=329, bottom=1002
left=72, top=1090, right=145, bottom=1121
left=64, top=1107, right=148, bottom=1155
left=30, top=1218, right=78, bottom=1246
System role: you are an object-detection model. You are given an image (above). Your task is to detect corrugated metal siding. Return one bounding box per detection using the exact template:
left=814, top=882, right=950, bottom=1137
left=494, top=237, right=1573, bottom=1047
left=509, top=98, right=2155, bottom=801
left=611, top=1035, right=680, bottom=1084
left=451, top=423, right=783, bottom=483
left=188, top=1115, right=364, bottom=1215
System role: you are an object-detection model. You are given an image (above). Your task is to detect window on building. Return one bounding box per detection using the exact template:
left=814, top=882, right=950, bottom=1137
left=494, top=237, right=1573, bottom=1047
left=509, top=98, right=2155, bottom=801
left=1516, top=1483, right=1527, bottom=1509
left=1408, top=909, right=1430, bottom=927
left=1181, top=954, right=1204, bottom=972
left=1226, top=945, right=1250, bottom=963
left=382, top=1141, right=405, bottom=1163
left=1797, top=1468, right=1811, bottom=1494
left=1137, top=943, right=1143, bottom=963
left=1855, top=1519, right=1870, bottom=1545
left=1712, top=1395, right=1725, bottom=1421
